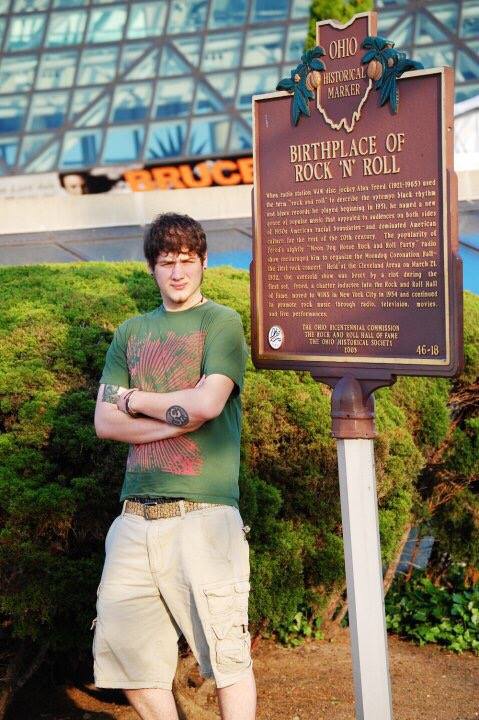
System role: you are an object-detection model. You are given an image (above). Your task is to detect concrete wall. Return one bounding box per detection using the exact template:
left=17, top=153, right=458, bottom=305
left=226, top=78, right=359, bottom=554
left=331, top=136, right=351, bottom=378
left=0, top=185, right=253, bottom=234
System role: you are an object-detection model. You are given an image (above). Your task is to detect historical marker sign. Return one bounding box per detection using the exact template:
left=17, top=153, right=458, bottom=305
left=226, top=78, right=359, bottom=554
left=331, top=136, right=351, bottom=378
left=251, top=14, right=463, bottom=719
left=251, top=12, right=462, bottom=381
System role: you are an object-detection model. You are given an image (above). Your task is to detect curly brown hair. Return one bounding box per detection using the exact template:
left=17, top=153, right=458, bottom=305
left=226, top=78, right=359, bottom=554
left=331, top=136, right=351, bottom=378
left=143, top=213, right=207, bottom=269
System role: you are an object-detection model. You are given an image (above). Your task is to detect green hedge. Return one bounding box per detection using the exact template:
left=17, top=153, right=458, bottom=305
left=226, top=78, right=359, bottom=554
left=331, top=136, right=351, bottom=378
left=0, top=264, right=477, bottom=669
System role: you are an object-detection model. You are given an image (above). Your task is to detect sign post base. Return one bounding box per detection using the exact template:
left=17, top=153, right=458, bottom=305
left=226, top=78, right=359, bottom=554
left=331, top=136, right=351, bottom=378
left=326, top=374, right=394, bottom=720
left=337, top=436, right=394, bottom=720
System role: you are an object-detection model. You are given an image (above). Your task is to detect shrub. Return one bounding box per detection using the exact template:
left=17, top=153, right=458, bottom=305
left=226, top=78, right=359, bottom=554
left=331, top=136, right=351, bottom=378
left=428, top=489, right=479, bottom=571
left=385, top=570, right=479, bottom=654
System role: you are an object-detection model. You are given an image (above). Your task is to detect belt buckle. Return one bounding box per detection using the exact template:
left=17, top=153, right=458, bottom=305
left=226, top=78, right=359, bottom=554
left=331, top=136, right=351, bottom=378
left=143, top=501, right=157, bottom=521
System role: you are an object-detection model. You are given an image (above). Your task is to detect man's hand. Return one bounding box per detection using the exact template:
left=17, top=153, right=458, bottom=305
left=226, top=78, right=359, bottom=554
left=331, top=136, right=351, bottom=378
left=116, top=387, right=137, bottom=416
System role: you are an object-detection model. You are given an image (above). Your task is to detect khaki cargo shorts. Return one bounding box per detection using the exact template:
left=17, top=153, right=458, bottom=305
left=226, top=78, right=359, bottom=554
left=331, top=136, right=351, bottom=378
left=92, top=502, right=251, bottom=690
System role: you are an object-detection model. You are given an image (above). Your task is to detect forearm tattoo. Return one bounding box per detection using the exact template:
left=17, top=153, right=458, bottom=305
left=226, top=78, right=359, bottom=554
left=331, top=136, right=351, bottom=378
left=102, top=384, right=120, bottom=403
left=165, top=405, right=189, bottom=426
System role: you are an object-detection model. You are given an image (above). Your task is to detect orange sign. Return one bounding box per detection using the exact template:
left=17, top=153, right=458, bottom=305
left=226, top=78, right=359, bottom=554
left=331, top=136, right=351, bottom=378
left=124, top=157, right=254, bottom=192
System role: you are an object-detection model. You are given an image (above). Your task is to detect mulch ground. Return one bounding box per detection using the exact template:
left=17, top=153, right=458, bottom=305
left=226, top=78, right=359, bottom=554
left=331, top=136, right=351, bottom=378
left=7, top=630, right=479, bottom=720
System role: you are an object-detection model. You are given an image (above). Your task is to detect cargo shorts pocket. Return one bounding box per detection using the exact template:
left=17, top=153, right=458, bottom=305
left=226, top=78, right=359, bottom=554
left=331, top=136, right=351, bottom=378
left=203, top=580, right=251, bottom=675
left=212, top=622, right=250, bottom=673
left=204, top=580, right=250, bottom=616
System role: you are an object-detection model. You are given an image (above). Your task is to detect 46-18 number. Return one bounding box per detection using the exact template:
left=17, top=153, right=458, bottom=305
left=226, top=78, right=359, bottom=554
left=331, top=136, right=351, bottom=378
left=416, top=344, right=440, bottom=356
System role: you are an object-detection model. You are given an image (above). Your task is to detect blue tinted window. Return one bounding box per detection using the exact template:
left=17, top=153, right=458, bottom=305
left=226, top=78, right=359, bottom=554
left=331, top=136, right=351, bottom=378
left=19, top=133, right=55, bottom=165
left=286, top=24, right=306, bottom=62
left=153, top=77, right=193, bottom=118
left=111, top=82, right=151, bottom=122
left=60, top=129, right=102, bottom=167
left=291, top=0, right=310, bottom=18
left=46, top=11, right=87, bottom=46
left=158, top=45, right=190, bottom=76
left=125, top=48, right=160, bottom=80
left=208, top=0, right=247, bottom=29
left=13, top=0, right=48, bottom=11
left=237, top=67, right=279, bottom=108
left=79, top=95, right=110, bottom=126
left=24, top=139, right=59, bottom=171
left=53, top=0, right=88, bottom=6
left=0, top=1, right=10, bottom=13
left=456, top=49, right=479, bottom=82
left=413, top=44, right=453, bottom=71
left=0, top=137, right=18, bottom=166
left=188, top=115, right=229, bottom=155
left=194, top=86, right=224, bottom=114
left=172, top=36, right=201, bottom=68
left=203, top=72, right=237, bottom=105
left=378, top=9, right=408, bottom=33
left=251, top=0, right=289, bottom=23
left=120, top=42, right=148, bottom=74
left=28, top=91, right=69, bottom=130
left=229, top=117, right=252, bottom=151
left=168, top=0, right=207, bottom=34
left=102, top=125, right=144, bottom=163
left=202, top=33, right=241, bottom=71
left=461, top=1, right=479, bottom=37
left=244, top=28, right=284, bottom=66
left=455, top=82, right=479, bottom=103
left=0, top=95, right=27, bottom=132
left=384, top=17, right=413, bottom=47
left=36, top=51, right=78, bottom=89
left=127, top=2, right=167, bottom=39
left=86, top=6, right=127, bottom=43
left=429, top=3, right=458, bottom=34
left=6, top=13, right=46, bottom=50
left=78, top=46, right=118, bottom=85
left=0, top=54, right=36, bottom=93
left=145, top=120, right=186, bottom=159
left=415, top=10, right=450, bottom=44
left=70, top=86, right=103, bottom=120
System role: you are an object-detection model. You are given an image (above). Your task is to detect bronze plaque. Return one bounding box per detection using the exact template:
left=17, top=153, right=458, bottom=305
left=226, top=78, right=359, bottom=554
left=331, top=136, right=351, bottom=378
left=251, top=12, right=462, bottom=379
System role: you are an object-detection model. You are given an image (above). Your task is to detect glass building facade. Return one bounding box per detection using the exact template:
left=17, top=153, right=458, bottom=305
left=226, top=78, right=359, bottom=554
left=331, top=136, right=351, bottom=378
left=0, top=0, right=477, bottom=175
left=0, top=0, right=311, bottom=174
left=377, top=0, right=479, bottom=104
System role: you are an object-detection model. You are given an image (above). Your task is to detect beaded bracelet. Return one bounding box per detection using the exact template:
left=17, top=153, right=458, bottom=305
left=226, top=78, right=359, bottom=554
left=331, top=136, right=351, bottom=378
left=124, top=389, right=139, bottom=418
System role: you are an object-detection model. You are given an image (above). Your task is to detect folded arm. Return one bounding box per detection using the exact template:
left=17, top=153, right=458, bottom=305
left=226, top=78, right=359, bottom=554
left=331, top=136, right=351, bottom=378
left=120, top=373, right=235, bottom=428
left=94, top=384, right=205, bottom=443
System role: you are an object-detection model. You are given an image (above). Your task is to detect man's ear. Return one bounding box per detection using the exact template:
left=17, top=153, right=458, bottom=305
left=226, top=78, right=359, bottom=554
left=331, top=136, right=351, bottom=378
left=203, top=252, right=208, bottom=269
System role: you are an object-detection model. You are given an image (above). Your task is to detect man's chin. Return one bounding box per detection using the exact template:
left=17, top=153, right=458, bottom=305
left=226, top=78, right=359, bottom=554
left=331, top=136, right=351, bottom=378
left=169, top=294, right=188, bottom=305
left=165, top=292, right=195, bottom=309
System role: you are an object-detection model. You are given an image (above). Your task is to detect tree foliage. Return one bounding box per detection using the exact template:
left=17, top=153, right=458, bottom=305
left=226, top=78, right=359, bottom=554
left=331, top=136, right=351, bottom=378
left=305, top=0, right=374, bottom=50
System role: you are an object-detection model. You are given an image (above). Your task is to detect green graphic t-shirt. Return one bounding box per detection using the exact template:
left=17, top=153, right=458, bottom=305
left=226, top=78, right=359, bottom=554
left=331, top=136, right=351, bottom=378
left=100, top=300, right=248, bottom=507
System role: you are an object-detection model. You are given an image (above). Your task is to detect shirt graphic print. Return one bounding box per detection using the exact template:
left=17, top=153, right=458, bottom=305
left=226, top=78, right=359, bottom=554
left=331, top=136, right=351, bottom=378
left=126, top=329, right=206, bottom=475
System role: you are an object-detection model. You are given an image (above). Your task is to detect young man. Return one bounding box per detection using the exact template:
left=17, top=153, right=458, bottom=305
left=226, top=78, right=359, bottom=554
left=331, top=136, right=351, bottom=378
left=93, top=213, right=255, bottom=720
